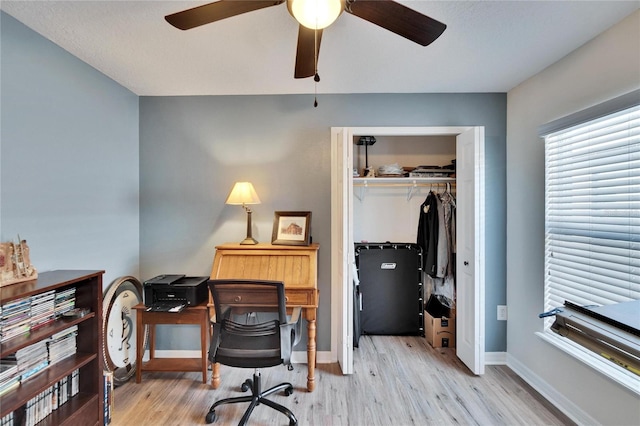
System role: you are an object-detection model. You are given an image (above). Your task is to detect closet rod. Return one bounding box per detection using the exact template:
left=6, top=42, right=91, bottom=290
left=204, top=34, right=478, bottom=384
left=353, top=177, right=456, bottom=187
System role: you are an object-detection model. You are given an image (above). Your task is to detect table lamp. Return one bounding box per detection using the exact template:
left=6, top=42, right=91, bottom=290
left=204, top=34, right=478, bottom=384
left=226, top=182, right=261, bottom=245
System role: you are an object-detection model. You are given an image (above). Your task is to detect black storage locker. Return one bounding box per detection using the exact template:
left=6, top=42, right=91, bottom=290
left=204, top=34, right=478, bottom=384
left=354, top=243, right=424, bottom=336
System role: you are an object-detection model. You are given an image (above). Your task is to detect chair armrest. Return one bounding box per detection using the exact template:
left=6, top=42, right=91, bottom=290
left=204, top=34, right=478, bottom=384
left=288, top=306, right=302, bottom=325
left=281, top=306, right=303, bottom=366
left=208, top=307, right=232, bottom=362
left=288, top=306, right=302, bottom=347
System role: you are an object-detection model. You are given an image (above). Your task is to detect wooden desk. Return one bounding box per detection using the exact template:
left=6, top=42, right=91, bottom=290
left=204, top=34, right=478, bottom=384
left=210, top=242, right=319, bottom=392
left=133, top=301, right=209, bottom=384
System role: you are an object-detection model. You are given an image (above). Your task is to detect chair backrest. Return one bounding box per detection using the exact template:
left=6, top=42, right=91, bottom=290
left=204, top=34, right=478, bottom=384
left=208, top=279, right=287, bottom=324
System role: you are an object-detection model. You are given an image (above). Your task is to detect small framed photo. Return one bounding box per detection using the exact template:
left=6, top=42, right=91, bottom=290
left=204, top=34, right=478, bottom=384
left=271, top=211, right=312, bottom=246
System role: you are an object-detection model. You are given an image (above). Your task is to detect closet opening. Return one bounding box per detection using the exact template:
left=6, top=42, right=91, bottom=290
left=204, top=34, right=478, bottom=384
left=331, top=126, right=485, bottom=376
left=352, top=135, right=458, bottom=352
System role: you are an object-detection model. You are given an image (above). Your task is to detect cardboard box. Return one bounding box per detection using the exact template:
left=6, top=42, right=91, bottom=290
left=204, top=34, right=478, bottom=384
left=425, top=311, right=456, bottom=348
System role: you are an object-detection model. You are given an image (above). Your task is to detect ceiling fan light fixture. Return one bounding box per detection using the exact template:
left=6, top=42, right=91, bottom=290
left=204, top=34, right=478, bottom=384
left=166, top=0, right=447, bottom=81
left=288, top=0, right=344, bottom=30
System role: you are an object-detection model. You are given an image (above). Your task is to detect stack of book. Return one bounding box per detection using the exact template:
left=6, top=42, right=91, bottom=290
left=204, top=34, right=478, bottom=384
left=55, top=369, right=79, bottom=408
left=0, top=357, right=19, bottom=397
left=30, top=290, right=56, bottom=331
left=47, top=325, right=78, bottom=366
left=0, top=297, right=31, bottom=343
left=15, top=341, right=49, bottom=383
left=103, top=371, right=114, bottom=425
left=0, top=412, right=13, bottom=426
left=22, top=369, right=79, bottom=426
left=409, top=165, right=455, bottom=178
left=54, top=288, right=76, bottom=318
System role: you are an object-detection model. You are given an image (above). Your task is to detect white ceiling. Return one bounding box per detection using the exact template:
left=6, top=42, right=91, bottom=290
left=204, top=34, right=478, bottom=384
left=2, top=1, right=638, bottom=96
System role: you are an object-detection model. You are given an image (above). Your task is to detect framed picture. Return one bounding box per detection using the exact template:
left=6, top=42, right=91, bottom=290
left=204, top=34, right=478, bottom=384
left=271, top=211, right=312, bottom=246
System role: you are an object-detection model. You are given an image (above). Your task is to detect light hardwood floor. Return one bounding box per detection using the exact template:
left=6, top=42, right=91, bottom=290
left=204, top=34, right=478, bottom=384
left=110, top=335, right=573, bottom=425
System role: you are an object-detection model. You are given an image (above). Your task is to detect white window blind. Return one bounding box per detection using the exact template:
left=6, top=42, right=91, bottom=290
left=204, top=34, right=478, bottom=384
left=543, top=103, right=640, bottom=312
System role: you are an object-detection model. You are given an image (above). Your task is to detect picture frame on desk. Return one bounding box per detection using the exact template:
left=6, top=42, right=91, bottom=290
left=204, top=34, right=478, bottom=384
left=271, top=211, right=311, bottom=246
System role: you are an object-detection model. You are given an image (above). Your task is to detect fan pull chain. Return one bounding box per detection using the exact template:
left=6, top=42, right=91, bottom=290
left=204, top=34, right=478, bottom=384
left=314, top=27, right=319, bottom=107
left=314, top=72, right=319, bottom=107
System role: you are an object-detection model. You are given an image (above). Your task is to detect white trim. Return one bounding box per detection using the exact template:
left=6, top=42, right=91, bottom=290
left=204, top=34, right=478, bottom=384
left=145, top=350, right=201, bottom=360
left=331, top=125, right=487, bottom=377
left=347, top=126, right=474, bottom=136
left=536, top=331, right=640, bottom=396
left=292, top=350, right=333, bottom=365
left=148, top=350, right=333, bottom=365
left=330, top=127, right=341, bottom=371
left=484, top=352, right=507, bottom=365
left=507, top=353, right=598, bottom=426
left=538, top=88, right=640, bottom=136
left=151, top=349, right=499, bottom=366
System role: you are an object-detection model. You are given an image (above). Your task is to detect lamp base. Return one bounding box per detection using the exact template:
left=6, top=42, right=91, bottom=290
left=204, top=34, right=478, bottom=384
left=239, top=237, right=259, bottom=245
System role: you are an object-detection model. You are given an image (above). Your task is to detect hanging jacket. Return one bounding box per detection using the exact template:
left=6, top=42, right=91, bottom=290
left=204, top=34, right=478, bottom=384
left=417, top=191, right=439, bottom=277
left=435, top=194, right=448, bottom=278
left=440, top=190, right=457, bottom=278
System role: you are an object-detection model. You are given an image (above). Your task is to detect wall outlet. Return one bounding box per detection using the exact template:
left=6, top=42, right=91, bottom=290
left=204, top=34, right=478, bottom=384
left=497, top=305, right=508, bottom=321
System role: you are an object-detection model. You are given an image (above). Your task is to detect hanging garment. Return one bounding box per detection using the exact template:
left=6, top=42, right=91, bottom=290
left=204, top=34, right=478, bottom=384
left=439, top=190, right=457, bottom=278
left=435, top=194, right=449, bottom=278
left=417, top=191, right=439, bottom=276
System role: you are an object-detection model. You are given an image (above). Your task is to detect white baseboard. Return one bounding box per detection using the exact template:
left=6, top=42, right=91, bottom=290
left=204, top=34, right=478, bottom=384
left=150, top=350, right=503, bottom=369
left=507, top=353, right=597, bottom=426
left=290, top=351, right=333, bottom=364
left=484, top=351, right=507, bottom=365
left=146, top=350, right=201, bottom=360
left=149, top=350, right=333, bottom=365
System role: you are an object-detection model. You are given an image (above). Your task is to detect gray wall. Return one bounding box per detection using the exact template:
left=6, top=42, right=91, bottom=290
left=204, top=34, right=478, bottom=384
left=0, top=12, right=140, bottom=287
left=4, top=5, right=639, bottom=423
left=139, top=94, right=507, bottom=352
left=1, top=9, right=508, bottom=356
left=506, top=11, right=640, bottom=425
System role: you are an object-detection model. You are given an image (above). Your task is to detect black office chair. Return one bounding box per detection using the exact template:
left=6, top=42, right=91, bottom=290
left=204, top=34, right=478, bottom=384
left=205, top=279, right=301, bottom=426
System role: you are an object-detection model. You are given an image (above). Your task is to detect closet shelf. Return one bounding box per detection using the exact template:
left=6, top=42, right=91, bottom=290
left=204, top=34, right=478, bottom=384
left=353, top=177, right=456, bottom=185
left=353, top=177, right=456, bottom=201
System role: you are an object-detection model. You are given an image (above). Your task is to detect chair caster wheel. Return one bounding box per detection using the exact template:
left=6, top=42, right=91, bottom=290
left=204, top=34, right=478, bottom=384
left=241, top=379, right=252, bottom=392
left=284, top=385, right=294, bottom=396
left=205, top=411, right=216, bottom=424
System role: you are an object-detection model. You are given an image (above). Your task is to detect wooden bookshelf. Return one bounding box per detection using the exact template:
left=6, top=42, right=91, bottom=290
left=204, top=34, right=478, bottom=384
left=0, top=270, right=104, bottom=425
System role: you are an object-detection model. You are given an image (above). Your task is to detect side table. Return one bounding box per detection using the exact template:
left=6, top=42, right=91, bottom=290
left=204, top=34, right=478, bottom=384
left=133, top=301, right=209, bottom=384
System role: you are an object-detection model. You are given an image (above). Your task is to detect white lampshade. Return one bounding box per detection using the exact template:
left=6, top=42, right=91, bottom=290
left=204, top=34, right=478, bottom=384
left=287, top=0, right=344, bottom=30
left=225, top=182, right=261, bottom=206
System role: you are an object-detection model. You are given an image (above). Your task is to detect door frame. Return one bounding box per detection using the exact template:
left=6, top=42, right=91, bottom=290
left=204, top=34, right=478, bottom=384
left=330, top=126, right=486, bottom=375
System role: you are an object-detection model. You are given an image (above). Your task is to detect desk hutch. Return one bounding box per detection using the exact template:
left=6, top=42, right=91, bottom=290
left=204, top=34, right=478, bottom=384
left=210, top=243, right=319, bottom=392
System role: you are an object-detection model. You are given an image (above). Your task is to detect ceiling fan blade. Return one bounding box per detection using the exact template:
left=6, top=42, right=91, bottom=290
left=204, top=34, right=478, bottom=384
left=346, top=0, right=446, bottom=46
left=294, top=25, right=323, bottom=79
left=165, top=0, right=284, bottom=30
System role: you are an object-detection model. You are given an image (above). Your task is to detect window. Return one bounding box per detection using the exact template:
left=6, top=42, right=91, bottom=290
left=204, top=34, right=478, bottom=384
left=539, top=90, right=639, bottom=390
left=543, top=102, right=640, bottom=310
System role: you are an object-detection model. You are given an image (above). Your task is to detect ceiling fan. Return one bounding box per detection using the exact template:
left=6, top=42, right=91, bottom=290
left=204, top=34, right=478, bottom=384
left=165, top=0, right=446, bottom=79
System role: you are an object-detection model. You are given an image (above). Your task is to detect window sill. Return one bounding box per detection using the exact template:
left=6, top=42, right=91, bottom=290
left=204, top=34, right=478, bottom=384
left=536, top=331, right=640, bottom=396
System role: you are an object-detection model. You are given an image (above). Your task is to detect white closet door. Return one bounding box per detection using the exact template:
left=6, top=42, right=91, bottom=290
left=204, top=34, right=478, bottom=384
left=456, top=127, right=485, bottom=375
left=331, top=127, right=354, bottom=374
